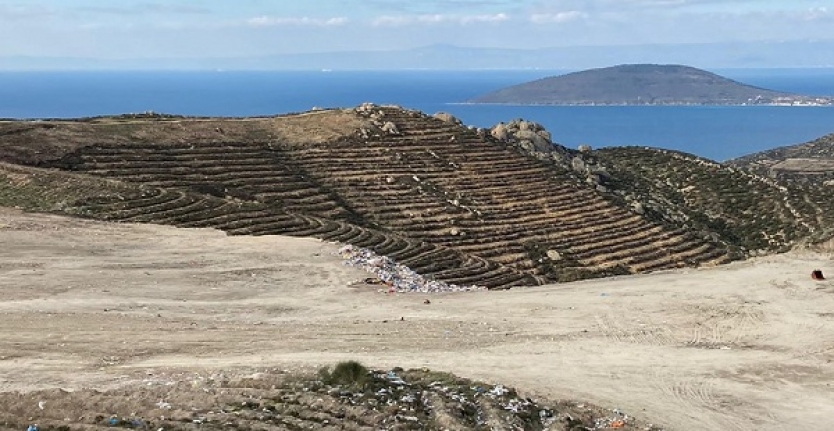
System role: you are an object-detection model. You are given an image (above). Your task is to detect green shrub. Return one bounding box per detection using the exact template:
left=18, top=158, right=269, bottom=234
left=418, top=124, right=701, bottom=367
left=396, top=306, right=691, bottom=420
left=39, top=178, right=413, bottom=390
left=319, top=360, right=370, bottom=388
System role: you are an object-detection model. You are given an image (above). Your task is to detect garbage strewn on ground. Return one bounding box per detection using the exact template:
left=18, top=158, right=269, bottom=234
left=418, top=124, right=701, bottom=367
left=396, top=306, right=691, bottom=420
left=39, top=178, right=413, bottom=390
left=337, top=245, right=486, bottom=293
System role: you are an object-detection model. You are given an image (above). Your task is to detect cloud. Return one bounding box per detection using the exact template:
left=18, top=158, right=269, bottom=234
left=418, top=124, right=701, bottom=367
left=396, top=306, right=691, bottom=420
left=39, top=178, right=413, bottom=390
left=247, top=16, right=349, bottom=27
left=372, top=13, right=510, bottom=26
left=0, top=3, right=57, bottom=20
left=530, top=11, right=587, bottom=23
left=804, top=7, right=831, bottom=21
left=74, top=3, right=210, bottom=16
left=363, top=0, right=524, bottom=13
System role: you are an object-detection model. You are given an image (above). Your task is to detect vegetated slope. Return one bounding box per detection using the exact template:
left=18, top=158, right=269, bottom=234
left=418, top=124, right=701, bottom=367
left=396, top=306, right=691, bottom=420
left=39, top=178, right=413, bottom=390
left=471, top=64, right=832, bottom=106
left=0, top=366, right=652, bottom=430
left=729, top=133, right=834, bottom=184
left=591, top=146, right=834, bottom=253
left=0, top=105, right=733, bottom=288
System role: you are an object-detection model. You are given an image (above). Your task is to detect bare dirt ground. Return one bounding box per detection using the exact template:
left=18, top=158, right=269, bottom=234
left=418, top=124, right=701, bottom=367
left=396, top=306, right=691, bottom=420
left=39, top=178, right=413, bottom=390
left=1, top=208, right=833, bottom=430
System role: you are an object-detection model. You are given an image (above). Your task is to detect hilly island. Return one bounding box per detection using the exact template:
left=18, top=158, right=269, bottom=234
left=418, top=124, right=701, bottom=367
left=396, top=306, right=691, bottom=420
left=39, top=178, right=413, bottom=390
left=471, top=64, right=834, bottom=106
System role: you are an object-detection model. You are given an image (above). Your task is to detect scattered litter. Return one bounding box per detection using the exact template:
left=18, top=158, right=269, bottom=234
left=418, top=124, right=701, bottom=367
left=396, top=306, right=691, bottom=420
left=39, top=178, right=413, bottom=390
left=27, top=425, right=39, bottom=431
left=812, top=269, right=825, bottom=280
left=337, top=245, right=486, bottom=293
left=490, top=385, right=509, bottom=397
left=385, top=371, right=407, bottom=386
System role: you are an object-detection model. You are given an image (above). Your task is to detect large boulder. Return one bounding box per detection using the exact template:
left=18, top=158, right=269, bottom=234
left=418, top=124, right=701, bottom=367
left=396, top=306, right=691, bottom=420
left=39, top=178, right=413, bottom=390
left=433, top=112, right=463, bottom=125
left=515, top=130, right=552, bottom=152
left=491, top=123, right=510, bottom=141
left=381, top=122, right=400, bottom=135
left=490, top=119, right=556, bottom=152
left=571, top=156, right=587, bottom=174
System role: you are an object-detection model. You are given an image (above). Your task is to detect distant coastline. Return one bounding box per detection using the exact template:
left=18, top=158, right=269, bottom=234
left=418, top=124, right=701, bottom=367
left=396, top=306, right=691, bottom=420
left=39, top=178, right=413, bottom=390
left=2, top=69, right=834, bottom=161
left=469, top=64, right=834, bottom=107
left=457, top=100, right=834, bottom=107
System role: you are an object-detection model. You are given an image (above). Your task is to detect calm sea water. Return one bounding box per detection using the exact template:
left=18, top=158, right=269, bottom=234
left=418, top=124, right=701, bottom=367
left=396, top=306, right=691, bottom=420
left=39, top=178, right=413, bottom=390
left=1, top=69, right=833, bottom=161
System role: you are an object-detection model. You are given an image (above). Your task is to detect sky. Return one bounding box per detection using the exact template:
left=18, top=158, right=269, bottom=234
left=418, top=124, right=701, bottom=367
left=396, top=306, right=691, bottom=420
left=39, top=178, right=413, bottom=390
left=1, top=0, right=832, bottom=59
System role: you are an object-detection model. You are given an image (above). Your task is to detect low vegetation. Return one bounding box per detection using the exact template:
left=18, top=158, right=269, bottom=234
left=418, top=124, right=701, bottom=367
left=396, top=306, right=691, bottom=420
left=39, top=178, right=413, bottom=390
left=0, top=365, right=656, bottom=430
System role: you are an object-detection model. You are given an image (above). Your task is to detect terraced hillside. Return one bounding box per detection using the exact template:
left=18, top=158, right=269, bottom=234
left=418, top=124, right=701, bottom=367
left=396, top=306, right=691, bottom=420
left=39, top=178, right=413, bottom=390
left=729, top=133, right=834, bottom=184
left=0, top=106, right=733, bottom=288
left=592, top=146, right=834, bottom=253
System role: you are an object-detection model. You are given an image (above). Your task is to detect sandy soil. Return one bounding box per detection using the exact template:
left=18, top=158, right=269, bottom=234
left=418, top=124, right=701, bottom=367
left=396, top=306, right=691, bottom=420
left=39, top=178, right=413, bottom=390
left=1, top=208, right=832, bottom=431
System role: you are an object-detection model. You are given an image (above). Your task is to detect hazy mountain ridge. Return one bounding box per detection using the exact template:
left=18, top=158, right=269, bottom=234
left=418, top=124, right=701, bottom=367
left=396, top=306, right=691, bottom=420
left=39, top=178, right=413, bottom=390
left=3, top=40, right=834, bottom=70
left=470, top=64, right=833, bottom=106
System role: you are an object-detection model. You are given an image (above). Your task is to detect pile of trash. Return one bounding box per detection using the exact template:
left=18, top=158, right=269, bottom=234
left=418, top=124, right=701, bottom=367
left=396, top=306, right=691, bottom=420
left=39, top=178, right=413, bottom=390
left=337, top=245, right=486, bottom=293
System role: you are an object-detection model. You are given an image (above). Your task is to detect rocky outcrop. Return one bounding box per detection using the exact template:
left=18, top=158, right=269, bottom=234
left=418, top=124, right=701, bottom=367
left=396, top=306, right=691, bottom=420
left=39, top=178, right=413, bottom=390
left=432, top=112, right=463, bottom=126
left=490, top=120, right=554, bottom=153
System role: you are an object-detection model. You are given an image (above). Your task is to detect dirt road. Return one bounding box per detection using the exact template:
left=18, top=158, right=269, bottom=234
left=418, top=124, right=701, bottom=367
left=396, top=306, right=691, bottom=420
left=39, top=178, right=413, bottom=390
left=1, top=209, right=832, bottom=430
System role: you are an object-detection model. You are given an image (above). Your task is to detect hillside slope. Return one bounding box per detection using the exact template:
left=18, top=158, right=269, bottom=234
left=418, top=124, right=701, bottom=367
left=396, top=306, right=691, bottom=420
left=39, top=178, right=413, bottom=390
left=729, top=133, right=834, bottom=184
left=588, top=146, right=834, bottom=252
left=471, top=64, right=832, bottom=106
left=0, top=106, right=734, bottom=288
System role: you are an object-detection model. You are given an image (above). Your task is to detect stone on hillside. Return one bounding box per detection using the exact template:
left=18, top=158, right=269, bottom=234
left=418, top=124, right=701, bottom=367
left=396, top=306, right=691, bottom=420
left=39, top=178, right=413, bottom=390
left=631, top=202, right=645, bottom=215
left=571, top=156, right=587, bottom=173
left=519, top=141, right=535, bottom=153
left=381, top=122, right=400, bottom=135
left=516, top=130, right=552, bottom=152
left=433, top=112, right=463, bottom=125
left=357, top=103, right=378, bottom=114
left=578, top=144, right=593, bottom=153
left=546, top=250, right=562, bottom=261
left=491, top=123, right=509, bottom=141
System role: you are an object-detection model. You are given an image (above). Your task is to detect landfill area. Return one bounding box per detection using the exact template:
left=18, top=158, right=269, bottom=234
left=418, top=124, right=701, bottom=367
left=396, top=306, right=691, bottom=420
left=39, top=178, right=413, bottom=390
left=6, top=366, right=652, bottom=430
left=1, top=209, right=833, bottom=431
left=337, top=245, right=486, bottom=293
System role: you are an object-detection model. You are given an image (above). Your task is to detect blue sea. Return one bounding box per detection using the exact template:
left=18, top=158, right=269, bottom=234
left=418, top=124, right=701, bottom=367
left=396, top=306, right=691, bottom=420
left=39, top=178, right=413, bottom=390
left=2, top=69, right=834, bottom=161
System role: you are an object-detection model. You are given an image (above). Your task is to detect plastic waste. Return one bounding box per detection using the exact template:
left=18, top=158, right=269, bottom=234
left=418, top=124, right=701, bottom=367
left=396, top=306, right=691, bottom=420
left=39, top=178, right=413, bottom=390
left=337, top=245, right=486, bottom=293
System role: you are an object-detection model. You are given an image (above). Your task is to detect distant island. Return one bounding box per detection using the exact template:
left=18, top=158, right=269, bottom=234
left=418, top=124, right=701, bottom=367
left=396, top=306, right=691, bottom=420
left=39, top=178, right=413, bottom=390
left=470, top=64, right=834, bottom=106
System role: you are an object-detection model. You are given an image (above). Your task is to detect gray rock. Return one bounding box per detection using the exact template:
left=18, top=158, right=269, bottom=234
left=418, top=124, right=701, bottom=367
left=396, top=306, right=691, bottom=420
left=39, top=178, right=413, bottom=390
left=519, top=141, right=536, bottom=153
left=578, top=144, right=593, bottom=153
left=491, top=123, right=509, bottom=141
left=433, top=112, right=463, bottom=125
left=516, top=130, right=551, bottom=152
left=546, top=250, right=562, bottom=261
left=571, top=156, right=587, bottom=173
left=381, top=122, right=400, bottom=135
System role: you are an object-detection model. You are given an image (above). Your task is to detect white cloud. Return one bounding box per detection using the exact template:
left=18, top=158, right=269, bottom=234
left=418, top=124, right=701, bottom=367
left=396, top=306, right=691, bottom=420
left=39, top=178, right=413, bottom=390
left=803, top=7, right=831, bottom=21
left=530, top=11, right=587, bottom=24
left=373, top=13, right=510, bottom=26
left=247, top=16, right=349, bottom=27
left=461, top=13, right=510, bottom=24
left=0, top=3, right=57, bottom=20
